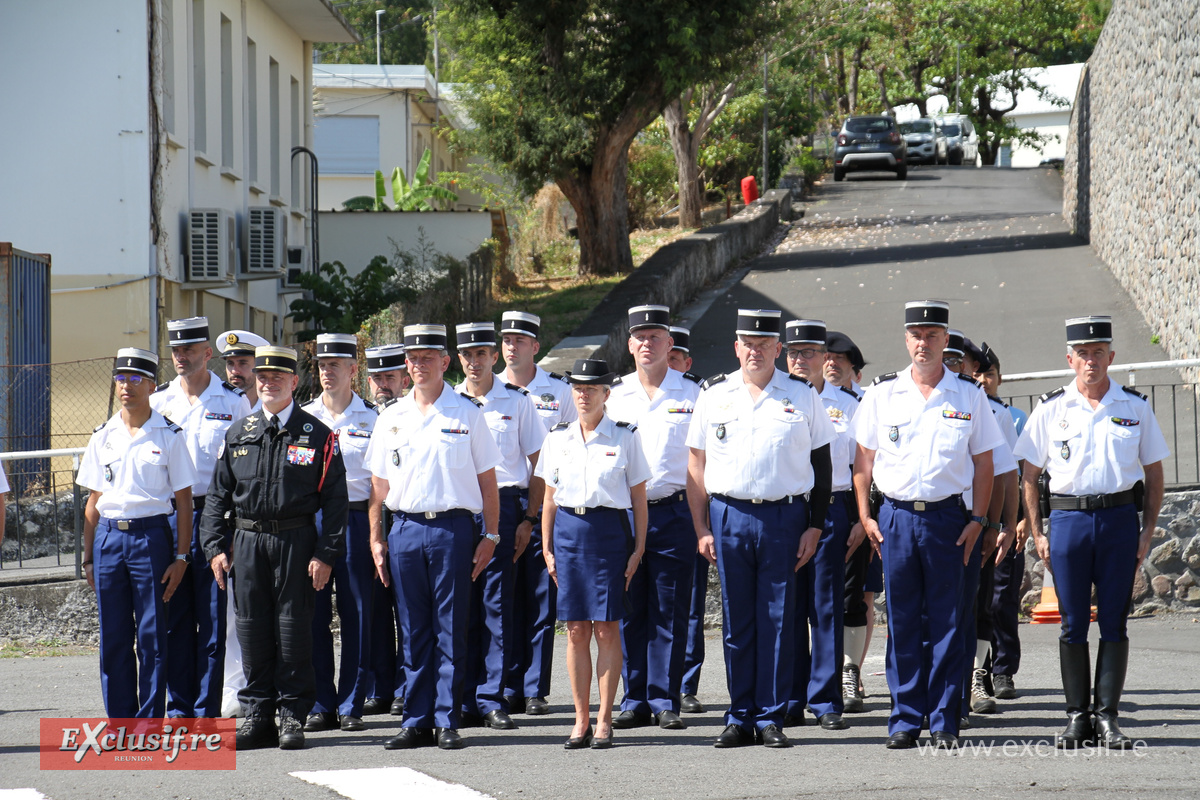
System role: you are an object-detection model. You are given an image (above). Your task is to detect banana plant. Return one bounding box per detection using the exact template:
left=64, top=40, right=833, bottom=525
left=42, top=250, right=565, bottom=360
left=342, top=148, right=459, bottom=211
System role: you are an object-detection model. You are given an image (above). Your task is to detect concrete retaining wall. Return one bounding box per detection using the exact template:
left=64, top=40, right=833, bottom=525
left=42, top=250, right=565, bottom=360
left=1063, top=1, right=1200, bottom=375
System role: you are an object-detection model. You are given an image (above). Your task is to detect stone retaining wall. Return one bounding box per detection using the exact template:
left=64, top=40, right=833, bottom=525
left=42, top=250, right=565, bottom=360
left=1063, top=1, right=1200, bottom=376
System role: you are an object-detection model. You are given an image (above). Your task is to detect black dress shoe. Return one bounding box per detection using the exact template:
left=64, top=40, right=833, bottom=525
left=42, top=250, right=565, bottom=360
left=235, top=715, right=278, bottom=750
left=590, top=731, right=613, bottom=749
left=304, top=712, right=338, bottom=732
left=483, top=710, right=517, bottom=730
left=505, top=695, right=525, bottom=714
left=340, top=715, right=366, bottom=732
left=681, top=694, right=704, bottom=714
left=932, top=731, right=959, bottom=749
left=781, top=713, right=806, bottom=728
left=458, top=712, right=484, bottom=729
left=279, top=716, right=305, bottom=750
left=436, top=728, right=464, bottom=750
left=656, top=710, right=686, bottom=730
left=760, top=724, right=791, bottom=748
left=819, top=713, right=849, bottom=730
left=362, top=697, right=390, bottom=716
left=525, top=697, right=549, bottom=716
left=564, top=725, right=593, bottom=750
left=384, top=727, right=432, bottom=750
left=714, top=724, right=755, bottom=748
left=886, top=730, right=918, bottom=750
left=612, top=709, right=653, bottom=729
left=390, top=697, right=406, bottom=716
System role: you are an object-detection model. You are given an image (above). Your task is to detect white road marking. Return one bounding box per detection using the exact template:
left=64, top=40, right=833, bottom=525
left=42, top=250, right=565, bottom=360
left=292, top=767, right=495, bottom=800
left=0, top=791, right=50, bottom=800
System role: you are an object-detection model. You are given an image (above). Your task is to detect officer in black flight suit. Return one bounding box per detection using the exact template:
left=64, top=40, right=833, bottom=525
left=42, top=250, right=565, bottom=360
left=201, top=345, right=348, bottom=751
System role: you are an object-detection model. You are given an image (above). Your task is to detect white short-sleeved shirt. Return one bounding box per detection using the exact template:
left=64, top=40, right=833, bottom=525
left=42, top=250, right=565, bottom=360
left=455, top=379, right=546, bottom=489
left=818, top=380, right=862, bottom=493
left=534, top=415, right=652, bottom=509
left=687, top=368, right=837, bottom=501
left=0, top=461, right=9, bottom=494
left=1013, top=379, right=1170, bottom=495
left=504, top=366, right=577, bottom=430
left=605, top=368, right=700, bottom=500
left=149, top=371, right=251, bottom=496
left=852, top=365, right=1004, bottom=503
left=988, top=395, right=1019, bottom=477
left=77, top=411, right=197, bottom=519
left=366, top=382, right=503, bottom=514
left=302, top=392, right=379, bottom=502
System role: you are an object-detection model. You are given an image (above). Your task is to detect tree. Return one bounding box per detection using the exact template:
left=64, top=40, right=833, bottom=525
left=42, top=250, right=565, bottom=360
left=343, top=149, right=459, bottom=210
left=663, top=82, right=738, bottom=229
left=288, top=257, right=418, bottom=340
left=443, top=0, right=780, bottom=276
left=315, top=1, right=431, bottom=66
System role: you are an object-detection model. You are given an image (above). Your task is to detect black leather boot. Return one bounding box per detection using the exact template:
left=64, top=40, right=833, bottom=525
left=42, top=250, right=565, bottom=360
left=1055, top=640, right=1093, bottom=749
left=1094, top=639, right=1133, bottom=749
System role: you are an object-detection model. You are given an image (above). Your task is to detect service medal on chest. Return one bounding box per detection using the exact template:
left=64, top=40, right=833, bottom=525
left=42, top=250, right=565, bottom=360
left=541, top=393, right=555, bottom=403
left=716, top=424, right=726, bottom=441
left=1059, top=419, right=1069, bottom=430
left=104, top=465, right=113, bottom=482
left=392, top=450, right=400, bottom=466
left=889, top=425, right=899, bottom=443
left=1061, top=442, right=1070, bottom=460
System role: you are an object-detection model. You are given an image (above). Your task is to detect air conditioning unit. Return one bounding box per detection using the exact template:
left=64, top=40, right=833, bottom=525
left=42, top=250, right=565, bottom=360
left=244, top=207, right=286, bottom=274
left=282, top=246, right=308, bottom=289
left=187, top=208, right=236, bottom=282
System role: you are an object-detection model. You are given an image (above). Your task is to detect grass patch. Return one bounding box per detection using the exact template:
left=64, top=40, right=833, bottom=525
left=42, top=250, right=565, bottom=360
left=493, top=275, right=623, bottom=352
left=629, top=226, right=695, bottom=267
left=0, top=638, right=96, bottom=658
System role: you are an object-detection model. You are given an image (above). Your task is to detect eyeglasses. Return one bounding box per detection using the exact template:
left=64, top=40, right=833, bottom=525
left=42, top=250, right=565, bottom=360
left=113, top=374, right=147, bottom=385
left=786, top=348, right=826, bottom=360
left=943, top=357, right=964, bottom=368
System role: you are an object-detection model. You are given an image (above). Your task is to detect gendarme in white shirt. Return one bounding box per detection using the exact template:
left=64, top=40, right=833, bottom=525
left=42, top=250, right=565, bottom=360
left=303, top=392, right=379, bottom=503
left=149, top=371, right=251, bottom=497
left=77, top=411, right=197, bottom=519
left=534, top=415, right=651, bottom=509
left=454, top=379, right=546, bottom=489
left=605, top=368, right=699, bottom=500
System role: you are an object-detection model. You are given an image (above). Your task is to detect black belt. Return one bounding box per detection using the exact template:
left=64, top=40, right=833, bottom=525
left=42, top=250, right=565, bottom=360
left=395, top=508, right=474, bottom=521
left=171, top=495, right=206, bottom=512
left=234, top=516, right=315, bottom=533
left=499, top=486, right=525, bottom=498
left=100, top=515, right=169, bottom=532
left=1049, top=490, right=1135, bottom=511
left=712, top=493, right=806, bottom=507
left=563, top=505, right=620, bottom=516
left=884, top=494, right=964, bottom=512
left=347, top=501, right=369, bottom=513
left=648, top=491, right=686, bottom=507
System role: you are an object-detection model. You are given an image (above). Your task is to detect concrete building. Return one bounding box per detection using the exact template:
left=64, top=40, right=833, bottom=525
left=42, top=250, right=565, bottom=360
left=0, top=0, right=358, bottom=366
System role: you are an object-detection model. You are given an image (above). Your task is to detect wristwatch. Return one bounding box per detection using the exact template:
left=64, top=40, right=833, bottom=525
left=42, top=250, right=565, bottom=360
left=969, top=515, right=989, bottom=528
left=482, top=532, right=501, bottom=546
left=522, top=514, right=540, bottom=526
left=988, top=520, right=1004, bottom=533
left=175, top=553, right=192, bottom=565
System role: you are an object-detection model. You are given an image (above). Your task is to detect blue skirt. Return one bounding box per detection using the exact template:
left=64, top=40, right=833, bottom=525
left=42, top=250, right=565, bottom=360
left=553, top=506, right=631, bottom=622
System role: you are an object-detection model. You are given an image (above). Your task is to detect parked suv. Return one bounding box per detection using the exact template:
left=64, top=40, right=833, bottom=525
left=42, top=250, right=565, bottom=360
left=936, top=114, right=978, bottom=165
left=834, top=116, right=907, bottom=181
left=900, top=118, right=947, bottom=165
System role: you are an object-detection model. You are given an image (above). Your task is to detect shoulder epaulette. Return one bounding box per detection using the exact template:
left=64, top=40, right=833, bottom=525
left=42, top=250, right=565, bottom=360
left=93, top=422, right=105, bottom=433
left=221, top=380, right=245, bottom=396
left=871, top=372, right=898, bottom=385
left=700, top=373, right=727, bottom=390
left=1039, top=387, right=1066, bottom=403
left=163, top=417, right=182, bottom=433
left=839, top=386, right=861, bottom=402
left=551, top=421, right=571, bottom=431
left=682, top=371, right=703, bottom=384
left=615, top=420, right=638, bottom=433
left=788, top=374, right=813, bottom=387
left=380, top=397, right=399, bottom=410
left=549, top=371, right=569, bottom=383
left=301, top=398, right=319, bottom=409
left=155, top=382, right=170, bottom=393
left=957, top=373, right=981, bottom=387
left=459, top=392, right=485, bottom=408
left=988, top=394, right=1010, bottom=409
left=504, top=382, right=530, bottom=396
left=611, top=375, right=624, bottom=386
left=362, top=397, right=377, bottom=410
left=1122, top=385, right=1148, bottom=401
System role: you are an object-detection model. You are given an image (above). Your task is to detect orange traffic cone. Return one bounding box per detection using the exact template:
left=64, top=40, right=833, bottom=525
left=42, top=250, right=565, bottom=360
left=1029, top=566, right=1097, bottom=624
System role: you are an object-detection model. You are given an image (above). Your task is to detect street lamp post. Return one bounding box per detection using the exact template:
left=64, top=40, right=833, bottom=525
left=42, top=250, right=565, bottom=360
left=376, top=9, right=384, bottom=66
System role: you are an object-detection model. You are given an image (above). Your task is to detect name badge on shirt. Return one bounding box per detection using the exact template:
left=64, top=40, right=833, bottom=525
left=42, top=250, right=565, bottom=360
left=942, top=410, right=971, bottom=421
left=287, top=445, right=316, bottom=465
left=1110, top=417, right=1140, bottom=427
left=205, top=412, right=233, bottom=421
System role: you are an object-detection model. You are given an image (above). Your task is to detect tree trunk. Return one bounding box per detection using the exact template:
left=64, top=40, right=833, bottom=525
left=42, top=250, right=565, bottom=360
left=848, top=41, right=867, bottom=113
left=876, top=66, right=894, bottom=118
left=835, top=50, right=848, bottom=114
left=663, top=97, right=704, bottom=229
left=558, top=138, right=635, bottom=276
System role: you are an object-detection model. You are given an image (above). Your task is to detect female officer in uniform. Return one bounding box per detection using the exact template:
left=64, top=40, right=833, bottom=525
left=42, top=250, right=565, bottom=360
left=536, top=358, right=650, bottom=750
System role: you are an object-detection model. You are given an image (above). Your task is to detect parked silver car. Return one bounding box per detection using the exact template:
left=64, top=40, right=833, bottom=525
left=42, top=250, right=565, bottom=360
left=900, top=119, right=947, bottom=165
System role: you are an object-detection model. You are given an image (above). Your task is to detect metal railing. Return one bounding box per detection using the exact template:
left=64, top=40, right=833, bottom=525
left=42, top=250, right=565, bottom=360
left=0, top=448, right=86, bottom=577
left=1002, top=359, right=1200, bottom=488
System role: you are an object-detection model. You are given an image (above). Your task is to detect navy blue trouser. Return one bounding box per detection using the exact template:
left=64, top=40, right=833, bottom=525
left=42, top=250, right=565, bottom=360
left=506, top=492, right=556, bottom=701
left=620, top=496, right=696, bottom=716
left=463, top=489, right=522, bottom=717
left=1049, top=506, right=1139, bottom=644
left=95, top=515, right=173, bottom=718
left=880, top=500, right=967, bottom=737
left=711, top=495, right=807, bottom=732
left=789, top=490, right=851, bottom=719
left=991, top=546, right=1025, bottom=676
left=364, top=573, right=405, bottom=703
left=680, top=554, right=711, bottom=696
left=165, top=504, right=227, bottom=717
left=389, top=512, right=476, bottom=729
left=312, top=508, right=374, bottom=718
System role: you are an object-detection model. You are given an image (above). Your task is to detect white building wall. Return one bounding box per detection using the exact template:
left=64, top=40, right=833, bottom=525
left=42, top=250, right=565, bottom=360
left=319, top=210, right=493, bottom=275
left=1007, top=111, right=1071, bottom=168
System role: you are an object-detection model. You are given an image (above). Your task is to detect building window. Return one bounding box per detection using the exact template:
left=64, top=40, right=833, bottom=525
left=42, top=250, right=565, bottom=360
left=313, top=116, right=379, bottom=175
left=269, top=57, right=279, bottom=196
left=220, top=14, right=233, bottom=169
left=290, top=77, right=300, bottom=208
left=162, top=0, right=175, bottom=135
left=192, top=0, right=206, bottom=153
left=247, top=40, right=257, bottom=182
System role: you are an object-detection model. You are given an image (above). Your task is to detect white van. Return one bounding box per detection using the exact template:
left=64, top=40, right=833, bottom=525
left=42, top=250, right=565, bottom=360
left=936, top=114, right=978, bottom=165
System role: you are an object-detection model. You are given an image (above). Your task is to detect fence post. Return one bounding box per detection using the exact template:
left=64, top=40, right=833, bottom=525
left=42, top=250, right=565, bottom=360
left=72, top=455, right=82, bottom=580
